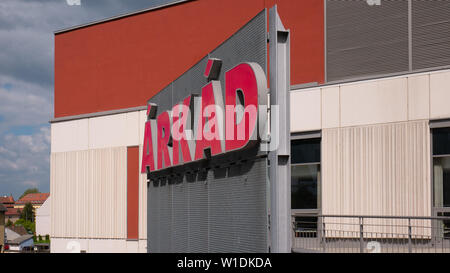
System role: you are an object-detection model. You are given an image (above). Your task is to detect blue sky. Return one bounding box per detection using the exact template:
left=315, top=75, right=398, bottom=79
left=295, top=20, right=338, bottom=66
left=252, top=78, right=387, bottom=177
left=0, top=0, right=177, bottom=200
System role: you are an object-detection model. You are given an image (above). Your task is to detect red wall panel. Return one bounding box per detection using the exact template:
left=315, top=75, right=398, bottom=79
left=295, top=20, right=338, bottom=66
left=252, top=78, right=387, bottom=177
left=127, top=146, right=139, bottom=240
left=265, top=0, right=325, bottom=86
left=54, top=0, right=324, bottom=118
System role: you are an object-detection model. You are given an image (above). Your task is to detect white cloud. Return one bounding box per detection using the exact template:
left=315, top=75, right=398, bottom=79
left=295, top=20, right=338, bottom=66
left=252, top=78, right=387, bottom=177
left=22, top=180, right=39, bottom=188
left=0, top=0, right=177, bottom=198
left=0, top=125, right=50, bottom=197
left=0, top=76, right=52, bottom=135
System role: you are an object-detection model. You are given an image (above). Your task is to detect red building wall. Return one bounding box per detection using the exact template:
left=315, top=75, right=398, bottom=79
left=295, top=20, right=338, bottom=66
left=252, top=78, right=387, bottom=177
left=54, top=0, right=324, bottom=118
left=127, top=146, right=139, bottom=240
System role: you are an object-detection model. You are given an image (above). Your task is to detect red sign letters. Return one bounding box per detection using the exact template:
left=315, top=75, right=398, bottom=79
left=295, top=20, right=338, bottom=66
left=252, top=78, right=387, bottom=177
left=141, top=61, right=267, bottom=174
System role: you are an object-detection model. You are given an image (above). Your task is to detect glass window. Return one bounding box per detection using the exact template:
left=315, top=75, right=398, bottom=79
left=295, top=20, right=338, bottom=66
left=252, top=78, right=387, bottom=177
left=291, top=138, right=321, bottom=164
left=291, top=138, right=321, bottom=210
left=437, top=212, right=450, bottom=239
left=291, top=164, right=320, bottom=209
left=433, top=127, right=450, bottom=156
left=433, top=127, right=450, bottom=208
left=433, top=157, right=450, bottom=207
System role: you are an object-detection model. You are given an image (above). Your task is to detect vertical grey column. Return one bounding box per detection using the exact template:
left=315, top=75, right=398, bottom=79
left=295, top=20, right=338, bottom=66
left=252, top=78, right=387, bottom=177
left=269, top=5, right=291, bottom=253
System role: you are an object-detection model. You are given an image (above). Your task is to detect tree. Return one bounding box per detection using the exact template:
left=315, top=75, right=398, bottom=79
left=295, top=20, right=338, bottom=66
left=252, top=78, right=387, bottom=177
left=19, top=188, right=40, bottom=200
left=20, top=202, right=35, bottom=222
left=14, top=219, right=35, bottom=234
left=6, top=219, right=13, bottom=227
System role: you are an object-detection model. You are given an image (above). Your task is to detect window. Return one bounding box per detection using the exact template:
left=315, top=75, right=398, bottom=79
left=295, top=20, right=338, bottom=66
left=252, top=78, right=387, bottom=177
left=291, top=138, right=321, bottom=210
left=433, top=128, right=450, bottom=208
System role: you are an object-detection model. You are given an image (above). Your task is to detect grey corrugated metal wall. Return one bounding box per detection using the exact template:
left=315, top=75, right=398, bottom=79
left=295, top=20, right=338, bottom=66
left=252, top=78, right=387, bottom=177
left=147, top=10, right=268, bottom=253
left=326, top=0, right=409, bottom=81
left=412, top=0, right=450, bottom=70
left=326, top=0, right=450, bottom=82
left=148, top=159, right=268, bottom=253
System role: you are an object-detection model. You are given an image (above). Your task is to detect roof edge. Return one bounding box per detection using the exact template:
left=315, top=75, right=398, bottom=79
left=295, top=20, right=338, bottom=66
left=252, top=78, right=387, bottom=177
left=54, top=0, right=193, bottom=35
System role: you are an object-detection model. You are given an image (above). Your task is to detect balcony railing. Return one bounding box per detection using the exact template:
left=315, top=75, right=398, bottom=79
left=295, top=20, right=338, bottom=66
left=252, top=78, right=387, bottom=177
left=292, top=213, right=450, bottom=253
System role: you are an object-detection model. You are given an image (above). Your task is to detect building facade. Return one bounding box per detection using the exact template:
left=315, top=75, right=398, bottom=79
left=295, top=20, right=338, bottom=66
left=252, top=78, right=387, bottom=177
left=51, top=0, right=450, bottom=252
left=36, top=197, right=51, bottom=238
left=0, top=196, right=19, bottom=224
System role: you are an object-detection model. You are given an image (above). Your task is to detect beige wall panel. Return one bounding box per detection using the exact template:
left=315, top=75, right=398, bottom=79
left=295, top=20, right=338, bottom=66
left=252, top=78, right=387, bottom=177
left=321, top=86, right=340, bottom=129
left=88, top=114, right=125, bottom=149
left=138, top=110, right=147, bottom=145
left=138, top=239, right=147, bottom=253
left=51, top=119, right=89, bottom=153
left=125, top=111, right=140, bottom=146
left=290, top=88, right=321, bottom=132
left=51, top=147, right=127, bottom=239
left=36, top=197, right=51, bottom=236
left=89, top=113, right=140, bottom=149
left=51, top=238, right=147, bottom=253
left=340, top=78, right=408, bottom=127
left=430, top=70, right=450, bottom=119
left=126, top=240, right=139, bottom=253
left=408, top=75, right=430, bottom=120
left=322, top=121, right=431, bottom=237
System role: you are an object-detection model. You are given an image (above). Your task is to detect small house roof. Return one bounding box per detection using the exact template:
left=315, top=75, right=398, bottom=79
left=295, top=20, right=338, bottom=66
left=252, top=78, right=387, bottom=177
left=8, top=234, right=34, bottom=245
left=16, top=193, right=49, bottom=205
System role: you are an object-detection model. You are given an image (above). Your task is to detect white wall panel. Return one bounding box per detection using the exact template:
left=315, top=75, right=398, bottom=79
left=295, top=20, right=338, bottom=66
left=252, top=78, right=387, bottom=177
left=340, top=78, right=408, bottom=127
left=138, top=239, right=147, bottom=253
left=36, top=197, right=51, bottom=236
left=125, top=111, right=140, bottom=146
left=430, top=70, right=450, bottom=119
left=290, top=88, right=321, bottom=132
left=321, top=86, right=340, bottom=129
left=51, top=238, right=147, bottom=253
left=288, top=69, right=450, bottom=134
left=52, top=110, right=143, bottom=153
left=138, top=110, right=147, bottom=145
left=51, top=119, right=89, bottom=153
left=89, top=113, right=140, bottom=149
left=408, top=74, right=430, bottom=120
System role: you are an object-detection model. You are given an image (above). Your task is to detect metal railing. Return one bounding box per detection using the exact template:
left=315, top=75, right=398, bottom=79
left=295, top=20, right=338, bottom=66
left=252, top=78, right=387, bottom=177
left=291, top=213, right=450, bottom=253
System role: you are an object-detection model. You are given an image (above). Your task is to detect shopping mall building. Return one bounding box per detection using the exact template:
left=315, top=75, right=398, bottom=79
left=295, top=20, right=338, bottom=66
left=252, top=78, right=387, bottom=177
left=50, top=0, right=450, bottom=253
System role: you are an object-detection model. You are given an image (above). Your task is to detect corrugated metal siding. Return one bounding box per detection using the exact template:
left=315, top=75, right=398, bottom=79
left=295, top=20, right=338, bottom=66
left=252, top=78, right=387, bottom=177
left=326, top=0, right=450, bottom=82
left=51, top=147, right=127, bottom=239
left=322, top=120, right=431, bottom=237
left=412, top=0, right=450, bottom=70
left=147, top=158, right=268, bottom=253
left=326, top=0, right=409, bottom=81
left=171, top=179, right=189, bottom=252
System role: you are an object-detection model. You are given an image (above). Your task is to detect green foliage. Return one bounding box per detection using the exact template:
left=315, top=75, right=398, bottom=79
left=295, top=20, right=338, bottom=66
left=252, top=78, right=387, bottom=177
left=14, top=218, right=35, bottom=234
left=20, top=202, right=35, bottom=222
left=19, top=188, right=40, bottom=200
left=34, top=234, right=50, bottom=244
left=6, top=219, right=13, bottom=227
